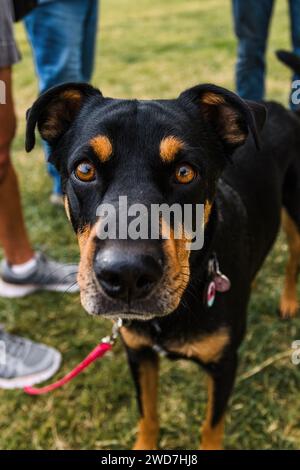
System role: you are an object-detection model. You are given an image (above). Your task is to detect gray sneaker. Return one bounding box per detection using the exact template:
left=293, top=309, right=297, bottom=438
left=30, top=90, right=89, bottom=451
left=0, top=329, right=61, bottom=389
left=0, top=252, right=78, bottom=298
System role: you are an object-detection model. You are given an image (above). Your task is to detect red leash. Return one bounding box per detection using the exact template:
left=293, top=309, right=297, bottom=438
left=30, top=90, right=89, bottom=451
left=24, top=342, right=112, bottom=395
left=24, top=319, right=122, bottom=396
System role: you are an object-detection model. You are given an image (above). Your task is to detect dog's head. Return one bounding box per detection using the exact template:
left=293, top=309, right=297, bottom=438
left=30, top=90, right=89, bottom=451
left=26, top=82, right=266, bottom=321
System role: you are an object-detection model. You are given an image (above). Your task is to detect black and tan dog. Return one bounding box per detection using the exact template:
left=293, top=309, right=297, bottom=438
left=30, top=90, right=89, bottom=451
left=26, top=51, right=300, bottom=450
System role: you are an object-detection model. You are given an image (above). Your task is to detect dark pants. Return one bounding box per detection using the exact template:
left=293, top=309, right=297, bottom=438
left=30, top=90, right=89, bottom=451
left=232, top=0, right=300, bottom=108
left=25, top=0, right=99, bottom=195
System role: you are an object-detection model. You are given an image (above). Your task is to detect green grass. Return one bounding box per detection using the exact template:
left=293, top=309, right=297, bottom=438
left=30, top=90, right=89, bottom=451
left=0, top=0, right=299, bottom=450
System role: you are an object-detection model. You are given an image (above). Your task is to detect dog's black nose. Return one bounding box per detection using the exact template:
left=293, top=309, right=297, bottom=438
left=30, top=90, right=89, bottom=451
left=94, top=249, right=163, bottom=301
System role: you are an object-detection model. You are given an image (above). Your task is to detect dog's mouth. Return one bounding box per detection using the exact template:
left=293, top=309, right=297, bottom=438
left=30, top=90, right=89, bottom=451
left=102, top=311, right=162, bottom=321
left=79, top=278, right=179, bottom=322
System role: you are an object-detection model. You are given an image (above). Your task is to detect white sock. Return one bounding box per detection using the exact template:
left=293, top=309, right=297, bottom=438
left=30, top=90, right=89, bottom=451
left=11, top=256, right=37, bottom=276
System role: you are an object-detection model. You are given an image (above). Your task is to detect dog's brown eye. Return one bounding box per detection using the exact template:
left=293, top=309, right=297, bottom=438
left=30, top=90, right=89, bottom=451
left=174, top=163, right=196, bottom=184
left=75, top=161, right=96, bottom=182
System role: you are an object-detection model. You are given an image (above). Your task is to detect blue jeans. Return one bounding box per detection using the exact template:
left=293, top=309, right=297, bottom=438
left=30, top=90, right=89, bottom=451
left=24, top=0, right=99, bottom=195
left=232, top=0, right=300, bottom=108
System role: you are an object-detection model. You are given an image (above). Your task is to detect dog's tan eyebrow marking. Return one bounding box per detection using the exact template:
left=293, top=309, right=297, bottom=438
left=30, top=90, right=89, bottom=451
left=160, top=136, right=184, bottom=163
left=90, top=135, right=113, bottom=163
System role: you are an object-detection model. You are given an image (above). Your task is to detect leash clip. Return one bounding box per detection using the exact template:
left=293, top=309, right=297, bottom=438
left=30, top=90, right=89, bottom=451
left=102, top=317, right=123, bottom=345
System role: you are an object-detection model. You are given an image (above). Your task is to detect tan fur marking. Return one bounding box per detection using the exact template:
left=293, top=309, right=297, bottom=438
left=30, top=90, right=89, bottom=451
left=64, top=196, right=71, bottom=222
left=201, top=376, right=225, bottom=450
left=204, top=200, right=213, bottom=225
left=61, top=90, right=82, bottom=101
left=220, top=106, right=246, bottom=144
left=160, top=136, right=184, bottom=163
left=41, top=90, right=82, bottom=142
left=77, top=225, right=92, bottom=252
left=121, top=327, right=153, bottom=350
left=77, top=224, right=96, bottom=299
left=41, top=107, right=64, bottom=141
left=168, top=328, right=229, bottom=364
left=280, top=209, right=300, bottom=319
left=133, top=359, right=159, bottom=450
left=201, top=92, right=246, bottom=145
left=161, top=218, right=191, bottom=309
left=201, top=92, right=225, bottom=106
left=90, top=135, right=113, bottom=163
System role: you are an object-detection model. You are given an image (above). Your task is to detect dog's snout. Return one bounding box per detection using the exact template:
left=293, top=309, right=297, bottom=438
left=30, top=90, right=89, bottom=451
left=94, top=249, right=163, bottom=302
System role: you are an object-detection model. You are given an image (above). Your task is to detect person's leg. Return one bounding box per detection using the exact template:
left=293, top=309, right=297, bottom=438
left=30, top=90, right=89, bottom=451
left=24, top=1, right=84, bottom=198
left=289, top=0, right=300, bottom=109
left=0, top=67, right=34, bottom=265
left=81, top=0, right=99, bottom=83
left=0, top=71, right=63, bottom=388
left=232, top=0, right=275, bottom=100
left=24, top=1, right=87, bottom=91
left=24, top=0, right=88, bottom=199
left=44, top=141, right=62, bottom=201
left=0, top=88, right=63, bottom=386
left=0, top=67, right=78, bottom=296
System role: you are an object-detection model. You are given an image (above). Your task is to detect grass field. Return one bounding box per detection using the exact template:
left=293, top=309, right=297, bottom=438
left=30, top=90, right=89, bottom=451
left=0, top=0, right=299, bottom=450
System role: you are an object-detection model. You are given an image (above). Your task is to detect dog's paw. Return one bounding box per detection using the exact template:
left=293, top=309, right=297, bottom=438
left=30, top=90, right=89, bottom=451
left=132, top=439, right=157, bottom=450
left=279, top=296, right=299, bottom=319
left=199, top=443, right=224, bottom=450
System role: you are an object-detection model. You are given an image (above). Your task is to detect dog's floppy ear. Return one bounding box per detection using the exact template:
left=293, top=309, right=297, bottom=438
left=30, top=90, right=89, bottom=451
left=179, top=84, right=267, bottom=155
left=26, top=82, right=102, bottom=152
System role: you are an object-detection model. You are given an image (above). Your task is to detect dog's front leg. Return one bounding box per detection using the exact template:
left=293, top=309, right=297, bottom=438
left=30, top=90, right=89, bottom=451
left=201, top=352, right=238, bottom=450
left=126, top=346, right=159, bottom=450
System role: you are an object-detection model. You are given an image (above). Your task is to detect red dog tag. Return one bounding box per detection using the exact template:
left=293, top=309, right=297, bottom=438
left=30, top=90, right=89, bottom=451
left=205, top=281, right=216, bottom=307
